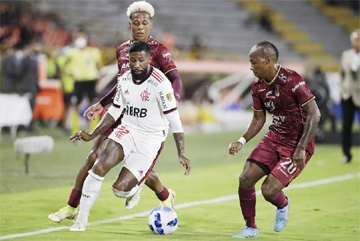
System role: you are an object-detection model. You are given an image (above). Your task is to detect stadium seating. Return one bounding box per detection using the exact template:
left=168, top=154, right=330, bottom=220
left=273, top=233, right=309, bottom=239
left=236, top=0, right=350, bottom=72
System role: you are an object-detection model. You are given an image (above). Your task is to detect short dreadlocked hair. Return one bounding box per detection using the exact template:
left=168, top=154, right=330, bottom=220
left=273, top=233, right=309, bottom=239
left=126, top=1, right=155, bottom=19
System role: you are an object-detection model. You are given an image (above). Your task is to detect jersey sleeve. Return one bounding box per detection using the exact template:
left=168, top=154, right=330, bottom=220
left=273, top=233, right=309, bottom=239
left=156, top=78, right=177, bottom=113
left=289, top=74, right=315, bottom=107
left=108, top=77, right=126, bottom=120
left=251, top=82, right=263, bottom=111
left=154, top=44, right=177, bottom=75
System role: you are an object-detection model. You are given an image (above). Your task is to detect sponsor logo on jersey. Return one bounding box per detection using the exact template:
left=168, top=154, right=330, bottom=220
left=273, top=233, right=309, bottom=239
left=265, top=90, right=276, bottom=99
left=292, top=81, right=305, bottom=92
left=114, top=85, right=122, bottom=103
left=166, top=93, right=172, bottom=101
left=121, top=62, right=130, bottom=69
left=148, top=79, right=158, bottom=87
left=279, top=73, right=287, bottom=81
left=124, top=89, right=129, bottom=94
left=159, top=91, right=167, bottom=109
left=125, top=105, right=148, bottom=118
left=140, top=90, right=150, bottom=101
left=264, top=101, right=275, bottom=111
left=162, top=52, right=171, bottom=58
left=147, top=40, right=158, bottom=45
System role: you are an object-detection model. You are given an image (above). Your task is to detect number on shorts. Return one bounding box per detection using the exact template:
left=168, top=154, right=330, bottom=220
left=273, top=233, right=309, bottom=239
left=279, top=158, right=297, bottom=175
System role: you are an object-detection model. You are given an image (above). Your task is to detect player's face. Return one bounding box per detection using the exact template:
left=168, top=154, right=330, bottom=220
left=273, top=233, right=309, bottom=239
left=249, top=47, right=270, bottom=79
left=129, top=50, right=152, bottom=80
left=351, top=33, right=360, bottom=52
left=129, top=12, right=153, bottom=41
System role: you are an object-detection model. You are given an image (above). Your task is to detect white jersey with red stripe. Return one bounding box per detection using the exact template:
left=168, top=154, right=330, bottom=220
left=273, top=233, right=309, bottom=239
left=113, top=66, right=177, bottom=134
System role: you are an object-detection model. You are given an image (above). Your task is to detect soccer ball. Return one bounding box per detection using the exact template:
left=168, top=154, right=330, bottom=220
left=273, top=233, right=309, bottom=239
left=148, top=206, right=178, bottom=235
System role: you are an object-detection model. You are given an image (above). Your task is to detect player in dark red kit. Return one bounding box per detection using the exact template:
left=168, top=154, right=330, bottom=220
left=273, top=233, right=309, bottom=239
left=49, top=1, right=183, bottom=223
left=228, top=41, right=321, bottom=238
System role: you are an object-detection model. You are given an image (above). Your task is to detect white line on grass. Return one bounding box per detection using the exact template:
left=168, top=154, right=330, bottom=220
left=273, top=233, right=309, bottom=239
left=1, top=172, right=359, bottom=240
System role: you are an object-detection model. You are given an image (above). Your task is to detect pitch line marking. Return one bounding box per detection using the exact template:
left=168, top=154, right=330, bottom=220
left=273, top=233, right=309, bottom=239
left=0, top=172, right=359, bottom=240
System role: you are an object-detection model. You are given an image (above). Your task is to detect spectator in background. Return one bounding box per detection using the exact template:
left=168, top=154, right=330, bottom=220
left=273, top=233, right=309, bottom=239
left=17, top=12, right=34, bottom=47
left=160, top=30, right=179, bottom=56
left=258, top=6, right=273, bottom=33
left=56, top=46, right=75, bottom=133
left=189, top=35, right=206, bottom=60
left=62, top=31, right=102, bottom=133
left=339, top=29, right=360, bottom=164
left=0, top=3, right=20, bottom=25
left=307, top=66, right=336, bottom=142
left=1, top=41, right=39, bottom=132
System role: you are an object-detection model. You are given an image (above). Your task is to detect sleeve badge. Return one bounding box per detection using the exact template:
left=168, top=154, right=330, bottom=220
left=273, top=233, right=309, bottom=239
left=166, top=93, right=172, bottom=101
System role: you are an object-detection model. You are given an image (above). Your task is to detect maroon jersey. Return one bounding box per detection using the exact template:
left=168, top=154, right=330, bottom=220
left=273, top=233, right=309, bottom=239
left=251, top=66, right=316, bottom=154
left=116, top=37, right=177, bottom=76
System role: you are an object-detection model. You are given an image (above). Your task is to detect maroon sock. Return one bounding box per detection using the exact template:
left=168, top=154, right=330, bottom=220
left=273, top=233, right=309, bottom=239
left=269, top=191, right=288, bottom=209
left=67, top=188, right=81, bottom=208
left=239, top=187, right=257, bottom=229
left=156, top=187, right=169, bottom=201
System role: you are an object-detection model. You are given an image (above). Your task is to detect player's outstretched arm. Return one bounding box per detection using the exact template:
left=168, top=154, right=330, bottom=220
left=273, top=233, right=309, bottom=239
left=69, top=112, right=116, bottom=143
left=228, top=109, right=266, bottom=155
left=173, top=132, right=191, bottom=176
left=83, top=102, right=104, bottom=120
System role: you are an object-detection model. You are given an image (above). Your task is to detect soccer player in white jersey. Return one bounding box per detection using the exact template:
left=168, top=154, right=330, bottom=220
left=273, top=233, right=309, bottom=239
left=68, top=41, right=191, bottom=231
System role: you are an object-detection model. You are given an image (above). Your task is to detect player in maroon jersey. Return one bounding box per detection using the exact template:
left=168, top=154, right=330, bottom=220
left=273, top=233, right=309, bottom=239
left=48, top=1, right=184, bottom=223
left=228, top=41, right=321, bottom=238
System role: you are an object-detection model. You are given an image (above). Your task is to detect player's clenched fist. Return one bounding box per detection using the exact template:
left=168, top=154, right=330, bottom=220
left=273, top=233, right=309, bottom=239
left=228, top=141, right=244, bottom=155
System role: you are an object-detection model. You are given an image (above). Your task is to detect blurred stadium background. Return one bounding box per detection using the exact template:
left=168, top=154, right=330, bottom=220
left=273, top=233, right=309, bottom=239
left=0, top=0, right=359, bottom=139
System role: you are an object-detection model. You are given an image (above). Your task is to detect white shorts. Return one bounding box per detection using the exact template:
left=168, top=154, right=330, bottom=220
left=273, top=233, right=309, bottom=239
left=108, top=124, right=167, bottom=183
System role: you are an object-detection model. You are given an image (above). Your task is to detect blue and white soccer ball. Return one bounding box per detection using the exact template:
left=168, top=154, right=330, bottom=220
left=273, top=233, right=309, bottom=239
left=148, top=206, right=178, bottom=235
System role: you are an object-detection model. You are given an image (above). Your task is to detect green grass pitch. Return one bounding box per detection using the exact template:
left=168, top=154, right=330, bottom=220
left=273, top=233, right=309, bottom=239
left=0, top=130, right=359, bottom=241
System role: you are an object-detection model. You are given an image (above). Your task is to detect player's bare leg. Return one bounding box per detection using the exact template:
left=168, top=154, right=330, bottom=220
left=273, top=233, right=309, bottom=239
left=71, top=139, right=126, bottom=231
left=125, top=170, right=176, bottom=210
left=261, top=175, right=290, bottom=232
left=48, top=135, right=106, bottom=223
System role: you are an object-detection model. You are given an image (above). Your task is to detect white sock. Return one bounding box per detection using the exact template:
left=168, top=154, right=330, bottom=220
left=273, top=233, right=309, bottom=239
left=77, top=170, right=104, bottom=223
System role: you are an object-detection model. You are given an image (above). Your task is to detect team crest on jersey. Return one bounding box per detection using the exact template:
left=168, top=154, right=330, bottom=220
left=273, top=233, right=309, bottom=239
left=166, top=93, right=172, bottom=101
left=140, top=90, right=150, bottom=101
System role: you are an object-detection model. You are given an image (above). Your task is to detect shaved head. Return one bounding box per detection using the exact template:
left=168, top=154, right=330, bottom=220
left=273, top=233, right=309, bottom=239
left=252, top=41, right=279, bottom=62
left=249, top=41, right=280, bottom=81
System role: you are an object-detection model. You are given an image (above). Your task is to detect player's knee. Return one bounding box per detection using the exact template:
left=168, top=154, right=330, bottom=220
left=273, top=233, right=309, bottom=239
left=261, top=182, right=278, bottom=201
left=239, top=172, right=253, bottom=189
left=112, top=184, right=138, bottom=198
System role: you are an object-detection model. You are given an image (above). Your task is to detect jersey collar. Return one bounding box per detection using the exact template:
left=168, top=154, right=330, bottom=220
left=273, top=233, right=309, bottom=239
left=265, top=65, right=281, bottom=85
